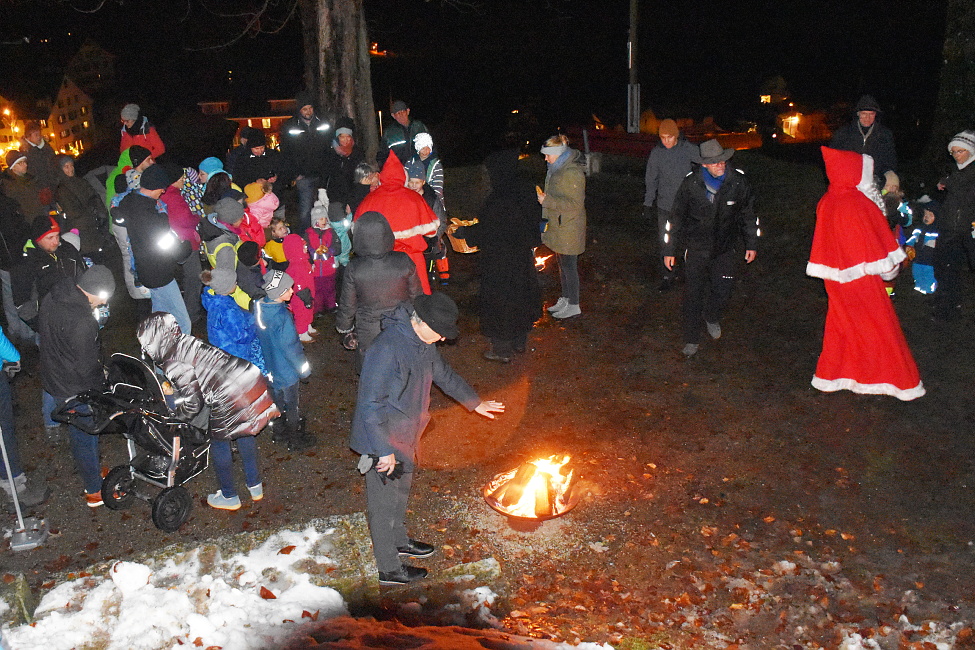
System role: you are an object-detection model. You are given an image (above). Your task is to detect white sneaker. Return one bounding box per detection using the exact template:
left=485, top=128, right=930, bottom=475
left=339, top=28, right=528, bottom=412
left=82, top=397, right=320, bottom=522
left=306, top=325, right=318, bottom=335
left=299, top=332, right=314, bottom=342
left=552, top=303, right=581, bottom=319
left=547, top=297, right=568, bottom=313
left=706, top=322, right=721, bottom=340
left=682, top=343, right=699, bottom=357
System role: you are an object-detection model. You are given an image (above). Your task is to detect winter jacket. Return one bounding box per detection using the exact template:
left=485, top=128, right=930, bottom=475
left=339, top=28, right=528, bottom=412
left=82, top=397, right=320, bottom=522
left=306, top=226, right=338, bottom=278
left=118, top=191, right=189, bottom=289
left=379, top=118, right=429, bottom=168
left=137, top=312, right=278, bottom=441
left=200, top=215, right=252, bottom=310
left=201, top=289, right=266, bottom=374
left=666, top=166, right=759, bottom=258
left=322, top=144, right=365, bottom=207
left=541, top=148, right=587, bottom=256
left=829, top=119, right=897, bottom=178
left=336, top=211, right=422, bottom=351
left=0, top=326, right=19, bottom=364
left=20, top=139, right=58, bottom=194
left=11, top=242, right=85, bottom=326
left=120, top=115, right=165, bottom=159
left=404, top=154, right=445, bottom=205
left=0, top=192, right=28, bottom=271
left=938, top=163, right=975, bottom=243
left=160, top=186, right=201, bottom=250
left=1, top=170, right=46, bottom=222
left=55, top=171, right=108, bottom=254
left=105, top=149, right=134, bottom=209
left=354, top=153, right=439, bottom=294
left=253, top=298, right=311, bottom=391
left=349, top=304, right=481, bottom=471
left=281, top=234, right=315, bottom=298
left=644, top=139, right=698, bottom=211
left=279, top=113, right=332, bottom=181
left=236, top=149, right=284, bottom=189
left=39, top=278, right=104, bottom=399
left=246, top=191, right=279, bottom=229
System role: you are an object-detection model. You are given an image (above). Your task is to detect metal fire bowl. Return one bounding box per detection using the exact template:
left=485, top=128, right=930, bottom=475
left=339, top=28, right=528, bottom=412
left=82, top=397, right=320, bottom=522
left=481, top=483, right=581, bottom=521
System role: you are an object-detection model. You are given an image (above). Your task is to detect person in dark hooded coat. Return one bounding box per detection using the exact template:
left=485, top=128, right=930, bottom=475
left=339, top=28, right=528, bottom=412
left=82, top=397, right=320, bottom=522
left=136, top=311, right=280, bottom=511
left=336, top=211, right=423, bottom=370
left=454, top=148, right=542, bottom=361
left=54, top=155, right=108, bottom=255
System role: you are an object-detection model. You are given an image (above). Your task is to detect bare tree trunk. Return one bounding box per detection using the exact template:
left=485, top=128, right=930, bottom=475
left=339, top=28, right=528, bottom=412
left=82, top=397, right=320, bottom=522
left=298, top=0, right=318, bottom=96
left=310, top=0, right=379, bottom=162
left=925, top=0, right=974, bottom=165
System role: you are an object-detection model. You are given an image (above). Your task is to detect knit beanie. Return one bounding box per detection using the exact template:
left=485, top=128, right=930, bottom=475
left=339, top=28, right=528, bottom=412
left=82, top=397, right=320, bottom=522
left=249, top=131, right=267, bottom=148
left=30, top=214, right=60, bottom=243
left=214, top=197, right=245, bottom=225
left=294, top=91, right=314, bottom=111
left=208, top=268, right=237, bottom=296
left=4, top=150, right=27, bottom=169
left=413, top=132, right=433, bottom=152
left=244, top=182, right=266, bottom=205
left=198, top=157, right=225, bottom=177
left=120, top=104, right=140, bottom=121
left=948, top=130, right=975, bottom=156
left=61, top=229, right=81, bottom=251
left=262, top=270, right=294, bottom=301
left=658, top=119, right=679, bottom=138
left=128, top=145, right=152, bottom=168
left=139, top=164, right=170, bottom=191
left=78, top=265, right=116, bottom=300
left=237, top=240, right=260, bottom=267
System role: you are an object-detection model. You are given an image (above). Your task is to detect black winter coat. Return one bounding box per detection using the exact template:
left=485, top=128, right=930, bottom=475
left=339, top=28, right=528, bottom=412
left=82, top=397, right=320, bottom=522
left=667, top=168, right=759, bottom=258
left=322, top=145, right=365, bottom=206
left=279, top=114, right=331, bottom=181
left=118, top=191, right=188, bottom=289
left=939, top=162, right=975, bottom=243
left=11, top=243, right=85, bottom=325
left=829, top=120, right=897, bottom=178
left=236, top=149, right=284, bottom=189
left=137, top=312, right=279, bottom=441
left=459, top=149, right=542, bottom=342
left=39, top=278, right=104, bottom=399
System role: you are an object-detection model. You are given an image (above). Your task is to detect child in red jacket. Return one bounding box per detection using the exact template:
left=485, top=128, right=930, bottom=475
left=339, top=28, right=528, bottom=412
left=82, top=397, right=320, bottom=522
left=265, top=217, right=317, bottom=342
left=305, top=210, right=338, bottom=314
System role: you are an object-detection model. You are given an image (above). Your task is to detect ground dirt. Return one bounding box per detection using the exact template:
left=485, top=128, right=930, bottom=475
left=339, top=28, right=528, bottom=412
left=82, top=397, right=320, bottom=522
left=4, top=148, right=975, bottom=649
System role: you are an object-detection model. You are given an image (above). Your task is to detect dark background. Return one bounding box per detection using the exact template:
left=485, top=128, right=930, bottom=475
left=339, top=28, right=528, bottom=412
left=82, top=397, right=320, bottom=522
left=0, top=0, right=951, bottom=164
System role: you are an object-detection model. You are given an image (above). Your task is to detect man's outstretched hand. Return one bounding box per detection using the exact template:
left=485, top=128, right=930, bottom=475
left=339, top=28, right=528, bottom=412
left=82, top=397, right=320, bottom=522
left=474, top=400, right=505, bottom=419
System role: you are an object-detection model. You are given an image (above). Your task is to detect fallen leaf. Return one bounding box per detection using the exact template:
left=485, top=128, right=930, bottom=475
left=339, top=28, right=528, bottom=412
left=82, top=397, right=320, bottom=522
left=260, top=586, right=276, bottom=599
left=763, top=516, right=776, bottom=523
left=278, top=545, right=296, bottom=555
left=509, top=610, right=529, bottom=618
left=1, top=575, right=13, bottom=584
left=302, top=610, right=320, bottom=621
left=193, top=639, right=204, bottom=647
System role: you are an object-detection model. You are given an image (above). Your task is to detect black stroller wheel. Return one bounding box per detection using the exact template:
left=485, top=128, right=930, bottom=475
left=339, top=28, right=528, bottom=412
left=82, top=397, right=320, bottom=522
left=102, top=465, right=136, bottom=510
left=151, top=486, right=192, bottom=532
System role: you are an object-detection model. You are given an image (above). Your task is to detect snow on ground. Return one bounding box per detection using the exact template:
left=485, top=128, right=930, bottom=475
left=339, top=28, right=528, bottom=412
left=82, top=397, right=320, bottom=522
left=0, top=524, right=613, bottom=650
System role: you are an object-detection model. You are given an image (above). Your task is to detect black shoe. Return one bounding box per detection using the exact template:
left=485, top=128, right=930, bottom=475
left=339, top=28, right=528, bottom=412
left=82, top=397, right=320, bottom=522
left=483, top=350, right=512, bottom=363
left=379, top=564, right=428, bottom=585
left=287, top=433, right=317, bottom=452
left=397, top=539, right=435, bottom=558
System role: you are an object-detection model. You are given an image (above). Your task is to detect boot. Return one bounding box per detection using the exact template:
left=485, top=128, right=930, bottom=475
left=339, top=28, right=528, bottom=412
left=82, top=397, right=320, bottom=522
left=1, top=473, right=51, bottom=511
left=270, top=418, right=287, bottom=446
left=287, top=417, right=316, bottom=452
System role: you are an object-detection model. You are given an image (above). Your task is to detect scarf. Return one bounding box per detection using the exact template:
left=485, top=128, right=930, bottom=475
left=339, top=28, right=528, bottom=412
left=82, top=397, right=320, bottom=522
left=334, top=137, right=355, bottom=158
left=702, top=167, right=726, bottom=203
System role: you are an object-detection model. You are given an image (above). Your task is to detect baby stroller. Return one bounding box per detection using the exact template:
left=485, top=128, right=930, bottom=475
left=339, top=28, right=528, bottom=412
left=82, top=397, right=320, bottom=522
left=53, top=353, right=210, bottom=532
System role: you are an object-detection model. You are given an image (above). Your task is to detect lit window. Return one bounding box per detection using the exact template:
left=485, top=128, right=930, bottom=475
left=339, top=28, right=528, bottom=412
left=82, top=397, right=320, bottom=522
left=262, top=118, right=271, bottom=129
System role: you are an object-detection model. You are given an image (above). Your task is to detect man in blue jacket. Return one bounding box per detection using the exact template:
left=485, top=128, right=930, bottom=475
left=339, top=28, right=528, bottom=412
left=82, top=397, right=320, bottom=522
left=349, top=293, right=504, bottom=585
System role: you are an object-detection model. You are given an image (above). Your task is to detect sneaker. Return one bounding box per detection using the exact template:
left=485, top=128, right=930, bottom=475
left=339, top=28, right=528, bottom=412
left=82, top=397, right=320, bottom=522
left=706, top=322, right=721, bottom=340
left=483, top=350, right=511, bottom=363
left=378, top=564, right=428, bottom=585
left=299, top=332, right=314, bottom=343
left=207, top=490, right=241, bottom=511
left=86, top=492, right=104, bottom=508
left=17, top=477, right=51, bottom=508
left=247, top=482, right=264, bottom=502
left=552, top=303, right=581, bottom=319
left=306, top=325, right=318, bottom=335
left=547, top=297, right=568, bottom=313
left=397, top=539, right=435, bottom=558
left=682, top=343, right=699, bottom=357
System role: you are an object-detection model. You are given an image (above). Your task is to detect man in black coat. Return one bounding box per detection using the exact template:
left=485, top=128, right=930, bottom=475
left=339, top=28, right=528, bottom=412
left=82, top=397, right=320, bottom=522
left=39, top=265, right=115, bottom=507
left=829, top=94, right=898, bottom=192
left=279, top=91, right=332, bottom=230
left=115, top=164, right=192, bottom=333
left=665, top=139, right=760, bottom=357
left=235, top=131, right=284, bottom=191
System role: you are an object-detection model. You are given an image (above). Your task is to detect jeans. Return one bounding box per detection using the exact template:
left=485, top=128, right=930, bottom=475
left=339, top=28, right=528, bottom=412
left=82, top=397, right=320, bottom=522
left=42, top=390, right=58, bottom=428
left=0, top=373, right=23, bottom=480
left=64, top=403, right=101, bottom=494
left=295, top=176, right=321, bottom=232
left=211, top=436, right=260, bottom=500
left=557, top=254, right=580, bottom=305
left=150, top=280, right=192, bottom=334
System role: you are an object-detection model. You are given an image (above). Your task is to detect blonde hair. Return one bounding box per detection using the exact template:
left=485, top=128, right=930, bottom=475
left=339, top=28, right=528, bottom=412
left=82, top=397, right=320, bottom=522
left=544, top=134, right=569, bottom=148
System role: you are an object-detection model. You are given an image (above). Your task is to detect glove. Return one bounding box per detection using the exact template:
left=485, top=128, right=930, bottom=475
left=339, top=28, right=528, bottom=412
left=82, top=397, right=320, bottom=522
left=3, top=361, right=21, bottom=379
left=342, top=331, right=358, bottom=351
left=295, top=287, right=313, bottom=309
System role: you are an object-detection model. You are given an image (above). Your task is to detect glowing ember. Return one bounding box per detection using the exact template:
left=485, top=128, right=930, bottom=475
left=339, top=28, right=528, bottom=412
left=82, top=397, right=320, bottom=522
left=483, top=455, right=579, bottom=519
left=534, top=252, right=553, bottom=271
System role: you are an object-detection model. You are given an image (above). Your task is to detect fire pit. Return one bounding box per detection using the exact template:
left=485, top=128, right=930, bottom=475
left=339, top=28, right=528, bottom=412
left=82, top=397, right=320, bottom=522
left=482, top=455, right=580, bottom=521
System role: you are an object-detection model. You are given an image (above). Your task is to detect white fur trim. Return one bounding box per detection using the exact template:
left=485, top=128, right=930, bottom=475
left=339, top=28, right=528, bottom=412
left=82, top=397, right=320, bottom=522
left=811, top=376, right=925, bottom=401
left=392, top=221, right=438, bottom=240
left=805, top=247, right=906, bottom=283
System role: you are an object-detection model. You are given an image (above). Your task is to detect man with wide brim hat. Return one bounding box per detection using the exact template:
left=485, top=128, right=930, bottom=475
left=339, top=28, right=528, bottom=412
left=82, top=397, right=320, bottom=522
left=349, top=292, right=504, bottom=585
left=664, top=139, right=760, bottom=358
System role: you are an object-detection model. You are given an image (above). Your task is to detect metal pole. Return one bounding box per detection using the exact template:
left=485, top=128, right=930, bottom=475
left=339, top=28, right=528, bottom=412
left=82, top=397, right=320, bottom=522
left=627, top=0, right=641, bottom=133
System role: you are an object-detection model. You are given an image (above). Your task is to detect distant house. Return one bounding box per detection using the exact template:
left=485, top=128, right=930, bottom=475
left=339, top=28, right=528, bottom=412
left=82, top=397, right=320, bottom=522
left=0, top=75, right=95, bottom=162
left=198, top=99, right=299, bottom=149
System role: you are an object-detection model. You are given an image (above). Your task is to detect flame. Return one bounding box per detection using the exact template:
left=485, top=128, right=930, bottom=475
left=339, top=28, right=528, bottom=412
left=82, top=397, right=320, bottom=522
left=484, top=455, right=578, bottom=519
left=534, top=253, right=553, bottom=271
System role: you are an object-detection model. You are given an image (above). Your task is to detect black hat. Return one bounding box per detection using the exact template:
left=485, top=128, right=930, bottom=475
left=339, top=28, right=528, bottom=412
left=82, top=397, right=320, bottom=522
left=77, top=265, right=116, bottom=300
left=128, top=145, right=152, bottom=168
left=294, top=91, right=314, bottom=110
left=855, top=94, right=881, bottom=113
left=139, top=164, right=170, bottom=191
left=249, top=131, right=267, bottom=148
left=161, top=162, right=185, bottom=184
left=237, top=240, right=260, bottom=267
left=412, top=292, right=459, bottom=339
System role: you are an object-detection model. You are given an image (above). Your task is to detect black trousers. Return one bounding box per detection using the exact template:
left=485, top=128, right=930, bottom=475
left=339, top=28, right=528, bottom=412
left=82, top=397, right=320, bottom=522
left=365, top=468, right=413, bottom=573
left=681, top=249, right=737, bottom=344
left=933, top=235, right=975, bottom=319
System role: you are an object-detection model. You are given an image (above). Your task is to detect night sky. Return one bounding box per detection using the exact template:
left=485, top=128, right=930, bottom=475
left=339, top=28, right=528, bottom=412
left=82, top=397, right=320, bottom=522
left=0, top=0, right=950, bottom=157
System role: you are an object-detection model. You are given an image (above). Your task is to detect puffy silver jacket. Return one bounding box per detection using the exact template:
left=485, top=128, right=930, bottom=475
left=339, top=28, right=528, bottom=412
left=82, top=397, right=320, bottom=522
left=136, top=312, right=279, bottom=441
